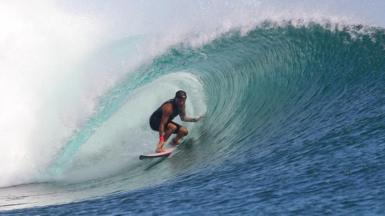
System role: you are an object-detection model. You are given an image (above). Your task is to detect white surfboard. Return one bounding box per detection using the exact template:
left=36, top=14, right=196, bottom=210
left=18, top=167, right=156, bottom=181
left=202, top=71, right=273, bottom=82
left=139, top=147, right=176, bottom=160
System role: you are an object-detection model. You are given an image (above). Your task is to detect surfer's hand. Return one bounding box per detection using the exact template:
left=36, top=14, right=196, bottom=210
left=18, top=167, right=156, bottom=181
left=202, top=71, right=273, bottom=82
left=194, top=115, right=203, bottom=122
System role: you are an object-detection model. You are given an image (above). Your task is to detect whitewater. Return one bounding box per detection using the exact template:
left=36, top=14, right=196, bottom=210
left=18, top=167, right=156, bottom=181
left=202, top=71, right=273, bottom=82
left=1, top=1, right=385, bottom=215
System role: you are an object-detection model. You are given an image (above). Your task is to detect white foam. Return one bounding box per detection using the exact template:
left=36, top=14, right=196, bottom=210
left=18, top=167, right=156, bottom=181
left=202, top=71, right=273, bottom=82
left=0, top=1, right=103, bottom=187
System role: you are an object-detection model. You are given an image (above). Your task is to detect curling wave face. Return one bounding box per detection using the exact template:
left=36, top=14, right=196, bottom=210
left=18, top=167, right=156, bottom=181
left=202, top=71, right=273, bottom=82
left=2, top=22, right=385, bottom=211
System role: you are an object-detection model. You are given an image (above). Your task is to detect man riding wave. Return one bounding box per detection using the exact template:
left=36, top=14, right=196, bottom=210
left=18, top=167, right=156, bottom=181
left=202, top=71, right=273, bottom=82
left=149, top=90, right=202, bottom=153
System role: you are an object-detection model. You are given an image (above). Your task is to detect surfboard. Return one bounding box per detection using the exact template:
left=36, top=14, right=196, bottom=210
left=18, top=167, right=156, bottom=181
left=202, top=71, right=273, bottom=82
left=139, top=147, right=176, bottom=160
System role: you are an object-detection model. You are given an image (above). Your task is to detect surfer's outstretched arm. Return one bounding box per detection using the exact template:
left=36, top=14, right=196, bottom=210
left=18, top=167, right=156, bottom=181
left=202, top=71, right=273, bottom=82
left=179, top=107, right=202, bottom=122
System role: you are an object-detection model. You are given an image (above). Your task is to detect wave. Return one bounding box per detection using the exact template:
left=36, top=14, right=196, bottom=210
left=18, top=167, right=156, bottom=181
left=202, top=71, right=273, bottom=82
left=1, top=0, right=382, bottom=188
left=1, top=17, right=385, bottom=210
left=49, top=22, right=385, bottom=181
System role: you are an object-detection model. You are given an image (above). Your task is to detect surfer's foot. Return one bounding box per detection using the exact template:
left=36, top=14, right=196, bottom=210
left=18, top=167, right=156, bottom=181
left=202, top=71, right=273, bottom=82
left=170, top=138, right=181, bottom=146
left=155, top=144, right=166, bottom=153
left=155, top=148, right=165, bottom=153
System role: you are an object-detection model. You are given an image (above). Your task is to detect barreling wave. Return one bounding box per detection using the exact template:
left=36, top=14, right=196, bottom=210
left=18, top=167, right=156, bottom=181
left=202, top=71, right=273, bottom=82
left=3, top=21, right=385, bottom=211
left=50, top=22, right=385, bottom=181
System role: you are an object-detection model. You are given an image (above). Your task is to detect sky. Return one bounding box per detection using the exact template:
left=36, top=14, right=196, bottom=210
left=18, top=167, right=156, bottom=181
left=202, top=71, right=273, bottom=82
left=56, top=0, right=385, bottom=29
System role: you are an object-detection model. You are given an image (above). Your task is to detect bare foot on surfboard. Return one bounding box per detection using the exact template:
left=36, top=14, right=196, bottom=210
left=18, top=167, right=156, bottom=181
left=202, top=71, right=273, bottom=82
left=170, top=138, right=181, bottom=147
left=155, top=147, right=166, bottom=153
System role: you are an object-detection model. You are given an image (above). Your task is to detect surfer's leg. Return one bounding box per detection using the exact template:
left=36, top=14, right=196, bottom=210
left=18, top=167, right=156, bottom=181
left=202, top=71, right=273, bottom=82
left=172, top=127, right=188, bottom=145
left=164, top=122, right=177, bottom=142
left=156, top=123, right=176, bottom=152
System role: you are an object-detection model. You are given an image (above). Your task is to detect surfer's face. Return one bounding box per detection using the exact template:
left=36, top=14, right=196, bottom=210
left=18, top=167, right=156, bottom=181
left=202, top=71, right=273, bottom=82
left=176, top=97, right=186, bottom=107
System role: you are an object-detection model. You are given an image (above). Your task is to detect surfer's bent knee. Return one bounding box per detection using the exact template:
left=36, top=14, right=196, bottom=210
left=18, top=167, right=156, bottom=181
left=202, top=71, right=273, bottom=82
left=167, top=122, right=177, bottom=132
left=180, top=127, right=188, bottom=136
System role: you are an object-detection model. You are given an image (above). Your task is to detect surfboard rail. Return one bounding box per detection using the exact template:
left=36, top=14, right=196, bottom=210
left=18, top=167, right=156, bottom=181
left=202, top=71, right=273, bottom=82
left=139, top=147, right=176, bottom=160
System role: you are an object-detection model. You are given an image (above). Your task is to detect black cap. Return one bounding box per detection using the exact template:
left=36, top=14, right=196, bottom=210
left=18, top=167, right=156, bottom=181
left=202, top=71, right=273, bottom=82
left=175, top=90, right=187, bottom=99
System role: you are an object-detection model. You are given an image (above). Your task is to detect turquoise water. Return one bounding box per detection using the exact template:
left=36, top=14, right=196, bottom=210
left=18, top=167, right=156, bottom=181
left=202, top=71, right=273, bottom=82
left=2, top=21, right=385, bottom=214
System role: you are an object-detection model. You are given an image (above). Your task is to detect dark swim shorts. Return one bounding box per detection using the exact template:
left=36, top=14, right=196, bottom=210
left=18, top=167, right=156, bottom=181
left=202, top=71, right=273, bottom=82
left=149, top=116, right=182, bottom=134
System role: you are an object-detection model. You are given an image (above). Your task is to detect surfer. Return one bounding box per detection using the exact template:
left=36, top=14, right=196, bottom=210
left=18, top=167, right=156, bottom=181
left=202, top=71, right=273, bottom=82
left=149, top=90, right=202, bottom=153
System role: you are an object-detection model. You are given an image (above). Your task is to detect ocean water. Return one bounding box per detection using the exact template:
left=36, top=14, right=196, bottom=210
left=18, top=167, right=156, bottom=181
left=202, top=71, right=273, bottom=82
left=1, top=1, right=385, bottom=215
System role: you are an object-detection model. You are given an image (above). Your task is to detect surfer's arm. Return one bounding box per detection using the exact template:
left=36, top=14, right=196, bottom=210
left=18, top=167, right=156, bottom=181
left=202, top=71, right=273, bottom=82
left=180, top=107, right=201, bottom=122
